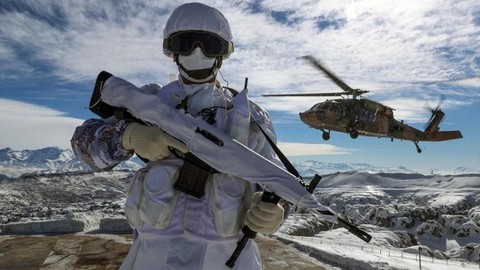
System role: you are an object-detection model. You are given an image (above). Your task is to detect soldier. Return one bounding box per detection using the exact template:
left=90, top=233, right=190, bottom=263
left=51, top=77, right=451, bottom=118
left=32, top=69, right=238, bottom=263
left=71, top=2, right=286, bottom=269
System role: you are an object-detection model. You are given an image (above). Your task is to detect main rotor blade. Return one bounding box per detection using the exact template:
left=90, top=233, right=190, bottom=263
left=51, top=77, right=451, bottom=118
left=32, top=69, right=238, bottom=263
left=262, top=92, right=345, bottom=97
left=385, top=75, right=480, bottom=85
left=302, top=55, right=354, bottom=93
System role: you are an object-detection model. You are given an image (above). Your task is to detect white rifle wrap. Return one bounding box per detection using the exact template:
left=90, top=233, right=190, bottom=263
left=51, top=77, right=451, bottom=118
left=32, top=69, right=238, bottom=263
left=101, top=76, right=337, bottom=222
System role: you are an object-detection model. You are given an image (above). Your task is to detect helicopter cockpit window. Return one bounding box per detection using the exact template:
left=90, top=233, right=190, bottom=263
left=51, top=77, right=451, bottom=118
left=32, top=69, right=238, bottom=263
left=329, top=103, right=338, bottom=112
left=311, top=103, right=327, bottom=111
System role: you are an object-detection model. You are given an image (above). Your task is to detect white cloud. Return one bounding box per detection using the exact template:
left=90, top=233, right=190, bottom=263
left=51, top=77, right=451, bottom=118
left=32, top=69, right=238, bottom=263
left=0, top=98, right=83, bottom=150
left=277, top=141, right=353, bottom=156
left=0, top=0, right=478, bottom=149
left=2, top=0, right=477, bottom=88
left=0, top=1, right=180, bottom=82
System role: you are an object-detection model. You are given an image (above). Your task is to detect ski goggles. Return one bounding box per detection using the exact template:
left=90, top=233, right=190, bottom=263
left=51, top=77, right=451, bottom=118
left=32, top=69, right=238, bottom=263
left=163, top=31, right=233, bottom=57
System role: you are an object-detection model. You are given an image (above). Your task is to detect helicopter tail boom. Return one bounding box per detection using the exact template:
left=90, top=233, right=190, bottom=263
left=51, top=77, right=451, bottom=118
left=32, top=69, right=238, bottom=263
left=423, top=130, right=463, bottom=141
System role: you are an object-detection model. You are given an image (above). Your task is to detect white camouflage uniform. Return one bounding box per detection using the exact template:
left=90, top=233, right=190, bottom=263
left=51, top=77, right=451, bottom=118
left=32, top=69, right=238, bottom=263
left=71, top=3, right=287, bottom=269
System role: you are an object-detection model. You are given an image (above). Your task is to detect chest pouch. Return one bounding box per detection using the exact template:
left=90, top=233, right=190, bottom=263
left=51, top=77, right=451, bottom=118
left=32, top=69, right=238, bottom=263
left=174, top=152, right=219, bottom=198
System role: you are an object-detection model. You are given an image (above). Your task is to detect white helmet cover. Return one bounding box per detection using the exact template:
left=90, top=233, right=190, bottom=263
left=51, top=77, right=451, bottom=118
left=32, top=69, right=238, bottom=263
left=163, top=2, right=234, bottom=58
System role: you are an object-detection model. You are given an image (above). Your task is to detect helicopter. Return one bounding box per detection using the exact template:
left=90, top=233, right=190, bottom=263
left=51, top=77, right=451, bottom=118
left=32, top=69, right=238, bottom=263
left=263, top=55, right=463, bottom=153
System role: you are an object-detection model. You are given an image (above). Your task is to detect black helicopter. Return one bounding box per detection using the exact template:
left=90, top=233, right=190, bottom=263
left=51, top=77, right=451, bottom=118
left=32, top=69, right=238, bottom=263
left=263, top=55, right=463, bottom=153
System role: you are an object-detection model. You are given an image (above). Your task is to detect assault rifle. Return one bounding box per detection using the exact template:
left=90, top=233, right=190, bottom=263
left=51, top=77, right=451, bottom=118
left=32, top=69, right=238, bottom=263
left=89, top=71, right=372, bottom=267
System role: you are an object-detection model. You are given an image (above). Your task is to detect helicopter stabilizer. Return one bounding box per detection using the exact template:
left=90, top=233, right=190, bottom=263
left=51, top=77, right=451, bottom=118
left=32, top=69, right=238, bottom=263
left=423, top=130, right=463, bottom=141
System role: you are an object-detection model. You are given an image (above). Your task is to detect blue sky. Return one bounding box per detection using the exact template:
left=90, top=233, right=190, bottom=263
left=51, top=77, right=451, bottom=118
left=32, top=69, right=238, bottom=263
left=0, top=0, right=479, bottom=173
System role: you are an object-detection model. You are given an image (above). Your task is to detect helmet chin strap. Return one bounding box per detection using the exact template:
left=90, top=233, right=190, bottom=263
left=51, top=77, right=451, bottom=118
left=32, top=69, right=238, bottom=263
left=176, top=55, right=223, bottom=83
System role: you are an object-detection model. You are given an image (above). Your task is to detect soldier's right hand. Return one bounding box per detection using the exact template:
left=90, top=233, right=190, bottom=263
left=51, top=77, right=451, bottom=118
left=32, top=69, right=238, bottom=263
left=122, top=123, right=189, bottom=161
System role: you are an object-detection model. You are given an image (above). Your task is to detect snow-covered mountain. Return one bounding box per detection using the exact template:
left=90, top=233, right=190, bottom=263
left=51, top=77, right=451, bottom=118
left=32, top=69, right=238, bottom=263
left=292, top=160, right=420, bottom=176
left=0, top=147, right=144, bottom=179
left=3, top=147, right=479, bottom=180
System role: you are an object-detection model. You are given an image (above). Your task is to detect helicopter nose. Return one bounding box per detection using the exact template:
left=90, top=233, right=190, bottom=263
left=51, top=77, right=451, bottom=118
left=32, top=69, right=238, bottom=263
left=300, top=110, right=321, bottom=125
left=299, top=112, right=309, bottom=124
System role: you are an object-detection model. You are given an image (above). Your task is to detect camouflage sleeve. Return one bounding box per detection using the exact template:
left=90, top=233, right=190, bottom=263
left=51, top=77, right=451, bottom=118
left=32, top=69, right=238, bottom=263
left=70, top=118, right=133, bottom=171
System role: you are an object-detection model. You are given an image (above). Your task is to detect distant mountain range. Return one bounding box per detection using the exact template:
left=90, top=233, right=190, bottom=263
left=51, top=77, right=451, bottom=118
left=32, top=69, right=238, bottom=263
left=0, top=147, right=143, bottom=179
left=0, top=147, right=478, bottom=179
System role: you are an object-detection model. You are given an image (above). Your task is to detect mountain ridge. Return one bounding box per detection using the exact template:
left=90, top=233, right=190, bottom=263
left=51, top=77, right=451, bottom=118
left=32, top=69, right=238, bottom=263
left=0, top=147, right=143, bottom=179
left=1, top=147, right=478, bottom=179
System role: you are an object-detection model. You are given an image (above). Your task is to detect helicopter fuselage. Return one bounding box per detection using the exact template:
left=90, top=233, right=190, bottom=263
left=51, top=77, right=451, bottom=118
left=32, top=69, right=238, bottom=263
left=300, top=98, right=425, bottom=140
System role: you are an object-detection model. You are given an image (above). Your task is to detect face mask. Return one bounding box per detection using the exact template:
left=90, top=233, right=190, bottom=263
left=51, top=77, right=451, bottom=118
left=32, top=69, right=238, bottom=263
left=178, top=47, right=216, bottom=70
left=177, top=47, right=219, bottom=83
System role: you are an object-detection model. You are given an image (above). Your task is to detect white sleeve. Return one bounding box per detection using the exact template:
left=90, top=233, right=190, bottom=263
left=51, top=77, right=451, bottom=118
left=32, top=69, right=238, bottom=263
left=247, top=101, right=283, bottom=167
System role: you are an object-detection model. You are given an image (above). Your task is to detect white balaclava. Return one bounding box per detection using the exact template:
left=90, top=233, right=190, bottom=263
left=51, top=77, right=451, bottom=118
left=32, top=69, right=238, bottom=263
left=176, top=47, right=221, bottom=83
left=163, top=3, right=234, bottom=83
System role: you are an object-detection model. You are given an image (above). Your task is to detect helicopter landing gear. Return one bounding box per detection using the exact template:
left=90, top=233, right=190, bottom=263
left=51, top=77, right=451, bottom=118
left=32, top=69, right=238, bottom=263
left=414, top=141, right=422, bottom=153
left=321, top=130, right=330, bottom=140
left=349, top=129, right=359, bottom=139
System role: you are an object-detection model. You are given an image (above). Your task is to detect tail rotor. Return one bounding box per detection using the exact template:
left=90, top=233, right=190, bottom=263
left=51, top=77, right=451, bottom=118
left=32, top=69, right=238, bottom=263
left=424, top=95, right=446, bottom=133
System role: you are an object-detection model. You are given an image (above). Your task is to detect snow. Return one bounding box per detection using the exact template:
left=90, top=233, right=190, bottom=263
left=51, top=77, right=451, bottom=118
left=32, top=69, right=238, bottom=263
left=0, top=147, right=144, bottom=179
left=2, top=147, right=480, bottom=179
left=279, top=171, right=480, bottom=269
left=275, top=232, right=479, bottom=269
left=0, top=168, right=479, bottom=269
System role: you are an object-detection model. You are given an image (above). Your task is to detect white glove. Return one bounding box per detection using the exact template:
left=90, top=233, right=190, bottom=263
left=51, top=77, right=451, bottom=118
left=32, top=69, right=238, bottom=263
left=122, top=123, right=189, bottom=161
left=244, top=192, right=285, bottom=235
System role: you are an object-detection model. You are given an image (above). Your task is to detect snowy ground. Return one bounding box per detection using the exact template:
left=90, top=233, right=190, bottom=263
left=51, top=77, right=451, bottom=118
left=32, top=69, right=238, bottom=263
left=275, top=171, right=480, bottom=269
left=276, top=232, right=479, bottom=270
left=0, top=170, right=479, bottom=269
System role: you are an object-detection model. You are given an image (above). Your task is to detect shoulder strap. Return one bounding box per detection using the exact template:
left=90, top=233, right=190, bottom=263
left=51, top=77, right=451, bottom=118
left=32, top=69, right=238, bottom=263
left=224, top=85, right=301, bottom=178
left=250, top=117, right=301, bottom=178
